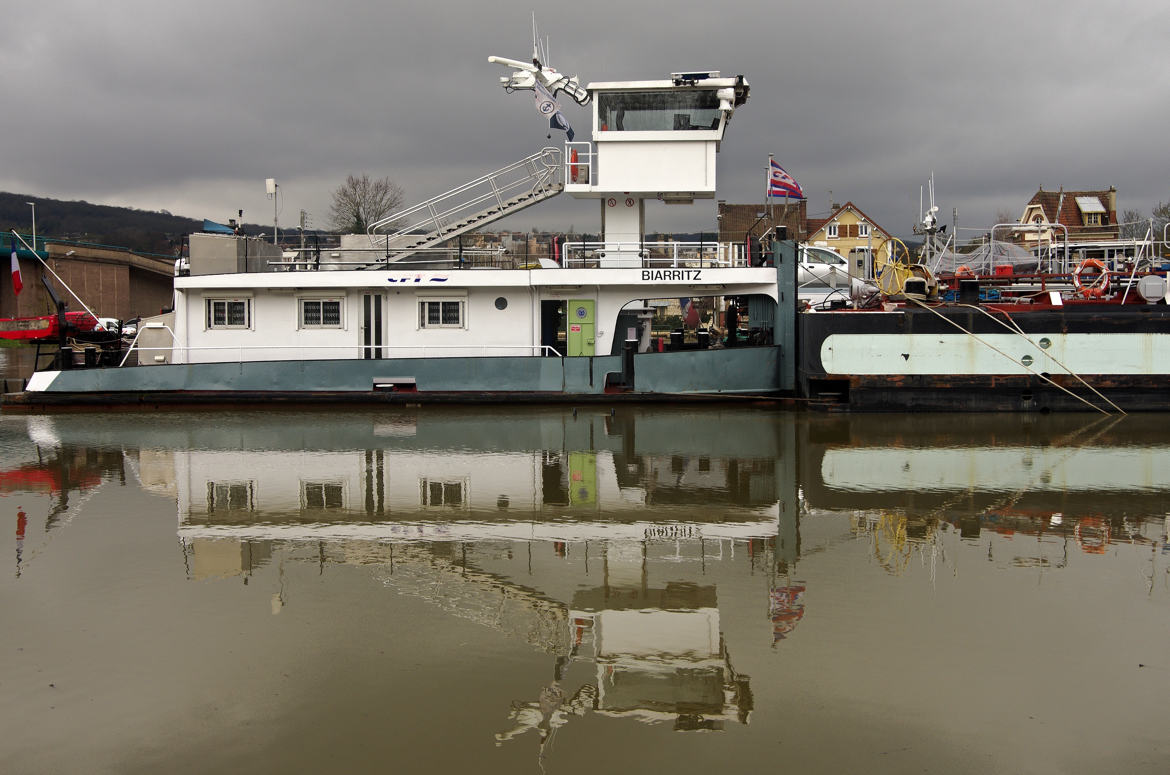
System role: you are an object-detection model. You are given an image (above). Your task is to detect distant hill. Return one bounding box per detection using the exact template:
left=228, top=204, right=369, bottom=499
left=0, top=192, right=280, bottom=256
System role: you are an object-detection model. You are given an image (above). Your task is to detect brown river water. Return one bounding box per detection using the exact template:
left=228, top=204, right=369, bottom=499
left=1, top=403, right=1168, bottom=774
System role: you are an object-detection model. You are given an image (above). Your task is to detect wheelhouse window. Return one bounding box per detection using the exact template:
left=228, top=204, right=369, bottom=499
left=598, top=90, right=721, bottom=132
left=206, top=298, right=251, bottom=329
left=299, top=298, right=343, bottom=329
left=418, top=298, right=465, bottom=329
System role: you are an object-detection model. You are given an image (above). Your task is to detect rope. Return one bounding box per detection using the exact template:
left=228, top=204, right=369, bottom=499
left=906, top=298, right=1114, bottom=415
left=955, top=303, right=1126, bottom=415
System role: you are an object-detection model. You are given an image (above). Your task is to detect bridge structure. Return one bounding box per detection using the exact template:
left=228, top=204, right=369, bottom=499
left=2, top=237, right=174, bottom=323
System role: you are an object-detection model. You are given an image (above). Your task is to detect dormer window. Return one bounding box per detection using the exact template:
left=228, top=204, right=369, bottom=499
left=1075, top=196, right=1106, bottom=228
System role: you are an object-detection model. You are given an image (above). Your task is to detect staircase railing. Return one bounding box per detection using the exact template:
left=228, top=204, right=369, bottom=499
left=367, top=148, right=563, bottom=251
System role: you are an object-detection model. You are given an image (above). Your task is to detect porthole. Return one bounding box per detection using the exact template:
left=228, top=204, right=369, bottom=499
left=1038, top=337, right=1052, bottom=350
left=1021, top=354, right=1034, bottom=367
left=494, top=296, right=508, bottom=310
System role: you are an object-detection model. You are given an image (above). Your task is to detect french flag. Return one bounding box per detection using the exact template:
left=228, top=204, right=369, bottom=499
left=768, top=159, right=804, bottom=199
left=10, top=236, right=22, bottom=296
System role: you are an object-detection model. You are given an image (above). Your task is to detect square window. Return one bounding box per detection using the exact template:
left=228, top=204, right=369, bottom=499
left=827, top=223, right=839, bottom=239
left=206, top=298, right=250, bottom=329
left=419, top=299, right=465, bottom=329
left=208, top=481, right=254, bottom=513
left=303, top=481, right=344, bottom=510
left=300, top=298, right=343, bottom=329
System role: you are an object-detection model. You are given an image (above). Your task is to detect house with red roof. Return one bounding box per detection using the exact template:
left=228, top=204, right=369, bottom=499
left=1018, top=186, right=1119, bottom=245
left=805, top=201, right=895, bottom=263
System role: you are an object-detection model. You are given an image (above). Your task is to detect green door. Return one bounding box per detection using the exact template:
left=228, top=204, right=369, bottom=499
left=566, top=299, right=595, bottom=357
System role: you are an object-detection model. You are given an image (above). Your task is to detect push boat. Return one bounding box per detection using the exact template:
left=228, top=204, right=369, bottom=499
left=6, top=58, right=787, bottom=408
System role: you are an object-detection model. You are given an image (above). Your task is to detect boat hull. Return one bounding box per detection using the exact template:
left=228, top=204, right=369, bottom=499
left=4, top=346, right=784, bottom=409
left=799, top=305, right=1170, bottom=412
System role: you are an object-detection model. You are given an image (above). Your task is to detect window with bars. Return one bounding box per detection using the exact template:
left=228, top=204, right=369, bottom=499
left=206, top=298, right=251, bottom=329
left=207, top=481, right=254, bottom=513
left=300, top=298, right=343, bottom=329
left=302, top=481, right=345, bottom=510
left=418, top=299, right=465, bottom=329
left=419, top=478, right=467, bottom=507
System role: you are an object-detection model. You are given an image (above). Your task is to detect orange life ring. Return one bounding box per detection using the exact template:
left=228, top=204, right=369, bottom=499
left=955, top=265, right=975, bottom=278
left=570, top=149, right=580, bottom=183
left=1073, top=258, right=1110, bottom=298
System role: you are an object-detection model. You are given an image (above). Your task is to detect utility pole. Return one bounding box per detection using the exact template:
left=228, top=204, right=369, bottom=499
left=25, top=202, right=36, bottom=251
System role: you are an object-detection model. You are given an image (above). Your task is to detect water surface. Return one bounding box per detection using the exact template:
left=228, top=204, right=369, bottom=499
left=1, top=407, right=1167, bottom=773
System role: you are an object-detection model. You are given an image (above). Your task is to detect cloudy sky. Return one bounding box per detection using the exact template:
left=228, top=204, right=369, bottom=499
left=2, top=0, right=1166, bottom=241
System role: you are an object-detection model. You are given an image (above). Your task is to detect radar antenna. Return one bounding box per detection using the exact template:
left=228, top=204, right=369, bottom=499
left=488, top=17, right=590, bottom=105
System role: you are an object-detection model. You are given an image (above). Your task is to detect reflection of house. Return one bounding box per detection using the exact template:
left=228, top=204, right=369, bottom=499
left=1018, top=186, right=1119, bottom=244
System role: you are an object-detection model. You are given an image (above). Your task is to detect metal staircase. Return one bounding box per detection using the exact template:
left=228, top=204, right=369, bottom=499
left=367, top=147, right=563, bottom=257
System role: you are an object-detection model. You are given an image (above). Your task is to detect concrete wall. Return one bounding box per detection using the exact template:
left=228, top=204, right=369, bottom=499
left=0, top=243, right=173, bottom=323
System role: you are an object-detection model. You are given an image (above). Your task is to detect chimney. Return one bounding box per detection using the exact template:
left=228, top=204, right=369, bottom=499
left=1107, top=185, right=1117, bottom=215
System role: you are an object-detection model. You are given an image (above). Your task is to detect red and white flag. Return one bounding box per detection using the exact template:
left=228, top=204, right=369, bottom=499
left=10, top=237, right=23, bottom=296
left=768, top=159, right=804, bottom=199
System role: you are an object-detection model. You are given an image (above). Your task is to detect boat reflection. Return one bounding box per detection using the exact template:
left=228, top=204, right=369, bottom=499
left=7, top=407, right=1170, bottom=745
left=800, top=413, right=1170, bottom=574
left=9, top=407, right=791, bottom=738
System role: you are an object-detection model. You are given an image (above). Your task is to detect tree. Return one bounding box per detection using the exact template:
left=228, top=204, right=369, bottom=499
left=328, top=174, right=405, bottom=233
left=1119, top=208, right=1146, bottom=240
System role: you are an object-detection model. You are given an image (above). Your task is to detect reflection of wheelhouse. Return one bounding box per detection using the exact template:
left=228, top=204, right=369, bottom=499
left=571, top=582, right=751, bottom=729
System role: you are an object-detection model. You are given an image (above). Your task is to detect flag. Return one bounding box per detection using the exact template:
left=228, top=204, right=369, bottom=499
left=768, top=159, right=804, bottom=199
left=10, top=237, right=22, bottom=296
left=533, top=81, right=575, bottom=141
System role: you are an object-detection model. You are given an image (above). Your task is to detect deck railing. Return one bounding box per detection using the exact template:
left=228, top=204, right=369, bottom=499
left=121, top=330, right=563, bottom=367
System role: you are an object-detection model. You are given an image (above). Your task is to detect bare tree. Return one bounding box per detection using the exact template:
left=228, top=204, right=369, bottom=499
left=1119, top=208, right=1146, bottom=240
left=328, top=174, right=405, bottom=233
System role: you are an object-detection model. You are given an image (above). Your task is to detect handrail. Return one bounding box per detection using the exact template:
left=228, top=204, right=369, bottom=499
left=366, top=148, right=562, bottom=246
left=119, top=341, right=563, bottom=366
left=119, top=322, right=178, bottom=366
left=561, top=241, right=744, bottom=269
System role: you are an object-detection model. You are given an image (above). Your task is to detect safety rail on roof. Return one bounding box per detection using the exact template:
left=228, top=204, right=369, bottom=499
left=366, top=148, right=563, bottom=258
left=561, top=241, right=747, bottom=269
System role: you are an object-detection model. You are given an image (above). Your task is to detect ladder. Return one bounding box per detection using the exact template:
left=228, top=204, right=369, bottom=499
left=367, top=147, right=563, bottom=257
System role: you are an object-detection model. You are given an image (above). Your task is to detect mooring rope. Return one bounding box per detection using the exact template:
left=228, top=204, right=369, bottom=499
left=905, top=298, right=1114, bottom=415
left=954, top=303, right=1126, bottom=415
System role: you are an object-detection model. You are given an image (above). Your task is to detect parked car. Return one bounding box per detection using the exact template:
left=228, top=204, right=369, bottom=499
left=798, top=245, right=877, bottom=301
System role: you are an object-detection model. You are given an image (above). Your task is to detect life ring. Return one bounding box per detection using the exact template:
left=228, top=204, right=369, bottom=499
left=955, top=265, right=975, bottom=278
left=570, top=149, right=580, bottom=183
left=1073, top=258, right=1110, bottom=298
